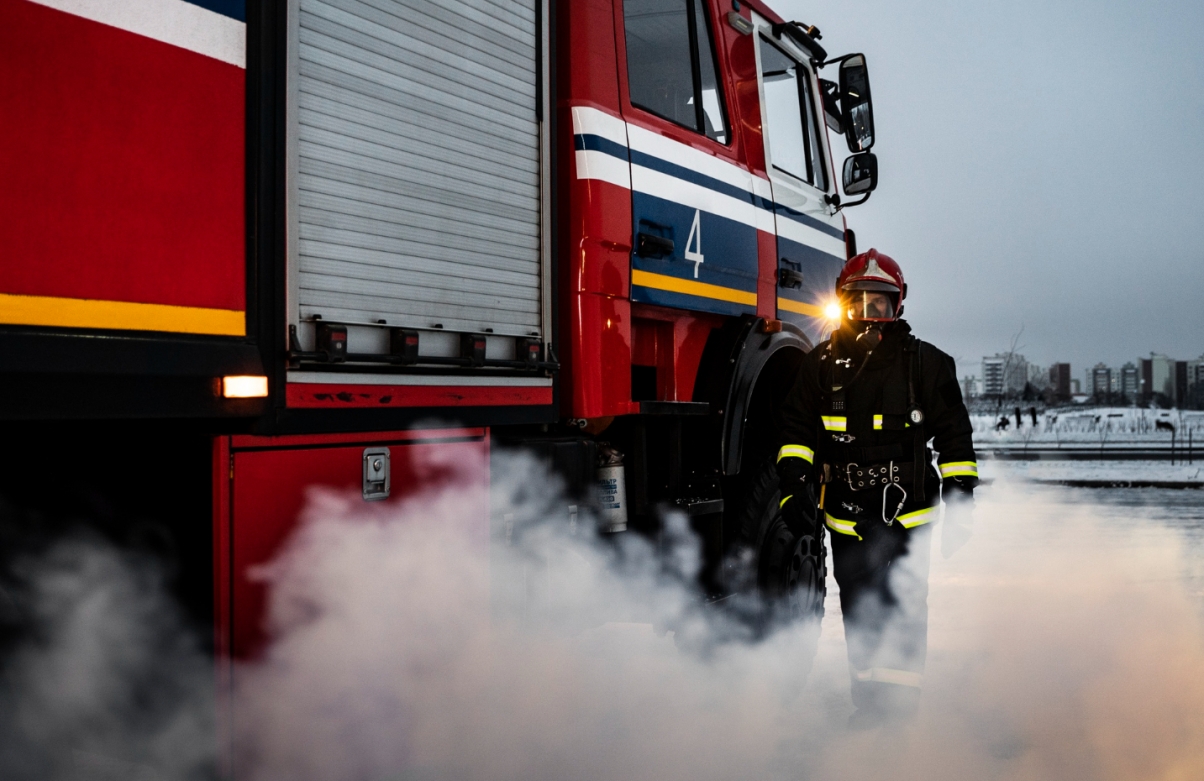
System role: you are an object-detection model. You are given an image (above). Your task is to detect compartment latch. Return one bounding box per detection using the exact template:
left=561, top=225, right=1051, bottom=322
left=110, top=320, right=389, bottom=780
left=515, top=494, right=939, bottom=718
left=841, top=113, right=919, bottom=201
left=363, top=447, right=391, bottom=501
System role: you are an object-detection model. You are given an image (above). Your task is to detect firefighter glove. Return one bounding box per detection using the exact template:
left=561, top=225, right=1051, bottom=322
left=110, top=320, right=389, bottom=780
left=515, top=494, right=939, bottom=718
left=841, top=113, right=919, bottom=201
left=777, top=456, right=809, bottom=507
left=941, top=476, right=975, bottom=558
left=777, top=456, right=813, bottom=537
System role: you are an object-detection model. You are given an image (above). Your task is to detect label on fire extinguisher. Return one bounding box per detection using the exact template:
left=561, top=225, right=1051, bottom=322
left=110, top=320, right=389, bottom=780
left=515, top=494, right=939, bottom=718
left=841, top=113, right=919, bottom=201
left=595, top=465, right=628, bottom=533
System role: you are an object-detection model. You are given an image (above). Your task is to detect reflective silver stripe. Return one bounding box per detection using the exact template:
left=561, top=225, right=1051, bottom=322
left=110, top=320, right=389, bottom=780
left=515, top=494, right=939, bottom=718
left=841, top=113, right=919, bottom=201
left=824, top=512, right=860, bottom=538
left=898, top=506, right=936, bottom=528
left=940, top=461, right=979, bottom=478
left=821, top=416, right=847, bottom=432
left=827, top=507, right=934, bottom=535
left=853, top=667, right=923, bottom=688
left=777, top=444, right=814, bottom=464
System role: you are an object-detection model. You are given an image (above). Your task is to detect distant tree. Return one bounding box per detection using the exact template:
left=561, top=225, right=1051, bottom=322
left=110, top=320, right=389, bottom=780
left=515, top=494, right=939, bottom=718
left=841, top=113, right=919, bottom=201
left=994, top=325, right=1026, bottom=409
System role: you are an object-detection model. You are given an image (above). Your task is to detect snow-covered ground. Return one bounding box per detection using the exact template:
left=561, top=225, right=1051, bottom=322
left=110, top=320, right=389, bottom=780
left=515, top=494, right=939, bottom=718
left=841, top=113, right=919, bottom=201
left=982, top=459, right=1204, bottom=486
left=972, top=406, right=1204, bottom=449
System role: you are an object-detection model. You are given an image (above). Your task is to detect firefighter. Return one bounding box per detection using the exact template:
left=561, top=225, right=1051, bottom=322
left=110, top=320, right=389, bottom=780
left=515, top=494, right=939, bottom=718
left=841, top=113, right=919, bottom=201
left=777, top=249, right=977, bottom=728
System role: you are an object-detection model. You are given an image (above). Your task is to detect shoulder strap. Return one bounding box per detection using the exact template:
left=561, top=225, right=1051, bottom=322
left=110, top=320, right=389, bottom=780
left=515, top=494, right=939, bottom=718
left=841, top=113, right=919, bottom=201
left=905, top=336, right=927, bottom=503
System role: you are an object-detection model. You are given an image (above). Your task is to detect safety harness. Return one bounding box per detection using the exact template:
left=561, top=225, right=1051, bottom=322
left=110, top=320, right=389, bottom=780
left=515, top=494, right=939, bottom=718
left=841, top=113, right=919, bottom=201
left=817, top=333, right=927, bottom=526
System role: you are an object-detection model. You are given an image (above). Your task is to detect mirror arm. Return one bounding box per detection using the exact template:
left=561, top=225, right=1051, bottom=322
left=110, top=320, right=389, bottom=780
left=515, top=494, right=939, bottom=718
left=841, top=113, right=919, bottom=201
left=836, top=192, right=872, bottom=210
left=818, top=53, right=856, bottom=70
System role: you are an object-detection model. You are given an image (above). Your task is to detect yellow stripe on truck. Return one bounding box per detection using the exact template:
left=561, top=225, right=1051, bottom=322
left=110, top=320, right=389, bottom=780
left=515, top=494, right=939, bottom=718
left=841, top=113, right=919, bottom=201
left=631, top=269, right=757, bottom=306
left=777, top=298, right=823, bottom=317
left=0, top=292, right=246, bottom=336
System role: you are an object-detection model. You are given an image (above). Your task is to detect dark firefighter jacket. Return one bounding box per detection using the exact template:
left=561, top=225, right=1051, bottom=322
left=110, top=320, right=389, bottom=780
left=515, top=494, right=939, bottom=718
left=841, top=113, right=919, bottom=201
left=778, top=320, right=977, bottom=539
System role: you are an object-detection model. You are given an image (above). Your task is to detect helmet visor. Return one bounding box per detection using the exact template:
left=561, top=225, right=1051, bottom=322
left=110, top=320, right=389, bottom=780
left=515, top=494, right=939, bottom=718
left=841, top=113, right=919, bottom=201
left=844, top=290, right=896, bottom=321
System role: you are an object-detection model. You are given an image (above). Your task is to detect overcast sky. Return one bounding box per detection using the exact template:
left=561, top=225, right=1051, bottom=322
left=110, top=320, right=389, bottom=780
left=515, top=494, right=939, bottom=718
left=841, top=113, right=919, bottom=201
left=780, top=0, right=1204, bottom=377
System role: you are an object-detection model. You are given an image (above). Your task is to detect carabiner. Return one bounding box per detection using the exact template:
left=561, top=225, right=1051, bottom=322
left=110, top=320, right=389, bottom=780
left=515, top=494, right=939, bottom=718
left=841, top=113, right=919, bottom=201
left=882, top=481, right=907, bottom=526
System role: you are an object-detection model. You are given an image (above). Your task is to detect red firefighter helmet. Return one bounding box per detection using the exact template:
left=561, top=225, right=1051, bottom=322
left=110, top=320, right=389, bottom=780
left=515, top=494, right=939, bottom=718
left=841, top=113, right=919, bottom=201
left=835, top=248, right=906, bottom=322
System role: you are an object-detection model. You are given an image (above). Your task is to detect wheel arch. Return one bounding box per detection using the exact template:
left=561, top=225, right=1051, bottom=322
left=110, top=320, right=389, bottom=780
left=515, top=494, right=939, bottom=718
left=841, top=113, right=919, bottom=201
left=693, top=316, right=813, bottom=476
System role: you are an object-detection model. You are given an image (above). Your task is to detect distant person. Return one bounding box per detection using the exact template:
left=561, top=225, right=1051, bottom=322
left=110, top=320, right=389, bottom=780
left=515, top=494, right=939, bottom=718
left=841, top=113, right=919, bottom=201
left=1030, top=406, right=1038, bottom=427
left=1014, top=406, right=1023, bottom=428
left=775, top=250, right=977, bottom=729
left=996, top=415, right=1010, bottom=431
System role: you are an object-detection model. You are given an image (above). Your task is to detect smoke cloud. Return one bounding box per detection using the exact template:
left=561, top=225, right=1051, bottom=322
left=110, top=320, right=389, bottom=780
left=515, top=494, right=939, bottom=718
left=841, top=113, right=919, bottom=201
left=3, top=452, right=1204, bottom=780
left=0, top=536, right=213, bottom=780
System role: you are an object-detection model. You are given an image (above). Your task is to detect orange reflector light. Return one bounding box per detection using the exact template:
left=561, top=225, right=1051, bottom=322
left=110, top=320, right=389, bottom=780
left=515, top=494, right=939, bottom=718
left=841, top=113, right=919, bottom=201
left=222, top=375, right=269, bottom=398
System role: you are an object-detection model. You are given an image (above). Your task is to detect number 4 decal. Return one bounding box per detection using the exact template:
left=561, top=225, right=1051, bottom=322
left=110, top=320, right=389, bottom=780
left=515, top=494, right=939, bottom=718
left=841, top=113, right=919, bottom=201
left=685, top=209, right=705, bottom=278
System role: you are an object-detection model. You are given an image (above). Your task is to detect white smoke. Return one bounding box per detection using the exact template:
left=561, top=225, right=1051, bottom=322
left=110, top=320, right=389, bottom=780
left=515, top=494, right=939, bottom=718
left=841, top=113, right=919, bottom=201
left=4, top=452, right=1204, bottom=780
left=0, top=537, right=213, bottom=780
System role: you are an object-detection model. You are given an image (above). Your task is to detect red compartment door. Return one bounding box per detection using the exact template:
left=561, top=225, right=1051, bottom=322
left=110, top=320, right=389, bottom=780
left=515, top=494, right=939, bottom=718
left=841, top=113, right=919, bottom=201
left=215, top=428, right=489, bottom=661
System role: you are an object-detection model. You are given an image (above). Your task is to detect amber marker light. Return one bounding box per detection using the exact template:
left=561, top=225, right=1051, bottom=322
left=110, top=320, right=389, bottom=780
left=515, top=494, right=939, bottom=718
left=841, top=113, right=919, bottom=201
left=222, top=375, right=269, bottom=398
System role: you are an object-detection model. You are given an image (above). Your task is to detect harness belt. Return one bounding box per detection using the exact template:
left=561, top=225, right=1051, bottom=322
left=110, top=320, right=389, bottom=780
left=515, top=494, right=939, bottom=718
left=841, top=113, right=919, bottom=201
left=824, top=461, right=916, bottom=492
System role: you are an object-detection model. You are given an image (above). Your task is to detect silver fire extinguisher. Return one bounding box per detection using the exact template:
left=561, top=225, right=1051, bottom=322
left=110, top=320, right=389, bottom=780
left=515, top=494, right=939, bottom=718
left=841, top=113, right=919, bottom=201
left=595, top=444, right=628, bottom=533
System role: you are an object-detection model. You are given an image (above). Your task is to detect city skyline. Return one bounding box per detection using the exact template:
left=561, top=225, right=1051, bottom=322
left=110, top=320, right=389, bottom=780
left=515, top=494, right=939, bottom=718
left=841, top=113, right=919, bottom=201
left=965, top=349, right=1204, bottom=407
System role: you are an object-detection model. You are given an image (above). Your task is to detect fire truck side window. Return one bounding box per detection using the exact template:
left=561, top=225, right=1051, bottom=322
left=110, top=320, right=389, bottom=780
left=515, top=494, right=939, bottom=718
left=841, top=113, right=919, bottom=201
left=625, top=0, right=730, bottom=143
left=759, top=37, right=827, bottom=189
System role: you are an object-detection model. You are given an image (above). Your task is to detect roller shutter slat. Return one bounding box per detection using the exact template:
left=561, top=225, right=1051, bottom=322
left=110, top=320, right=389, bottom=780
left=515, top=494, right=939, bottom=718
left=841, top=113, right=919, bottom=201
left=299, top=87, right=535, bottom=169
left=297, top=174, right=538, bottom=238
left=296, top=0, right=543, bottom=339
left=297, top=105, right=536, bottom=182
left=299, top=253, right=540, bottom=303
left=299, top=204, right=540, bottom=262
left=299, top=231, right=540, bottom=285
left=316, top=0, right=535, bottom=75
left=370, top=0, right=533, bottom=64
left=299, top=18, right=534, bottom=125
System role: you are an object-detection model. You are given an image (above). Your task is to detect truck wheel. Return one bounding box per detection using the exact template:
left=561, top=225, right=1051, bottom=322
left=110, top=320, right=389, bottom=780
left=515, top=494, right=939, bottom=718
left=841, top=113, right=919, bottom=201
left=736, top=456, right=826, bottom=625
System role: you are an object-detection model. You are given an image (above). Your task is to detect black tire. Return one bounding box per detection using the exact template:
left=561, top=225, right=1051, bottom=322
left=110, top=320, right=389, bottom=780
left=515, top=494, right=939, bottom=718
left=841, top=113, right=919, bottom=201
left=734, top=456, right=827, bottom=625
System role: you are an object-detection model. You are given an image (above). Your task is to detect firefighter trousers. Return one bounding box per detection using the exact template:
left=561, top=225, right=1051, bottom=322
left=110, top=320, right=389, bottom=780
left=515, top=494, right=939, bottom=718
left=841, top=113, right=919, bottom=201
left=830, top=522, right=933, bottom=714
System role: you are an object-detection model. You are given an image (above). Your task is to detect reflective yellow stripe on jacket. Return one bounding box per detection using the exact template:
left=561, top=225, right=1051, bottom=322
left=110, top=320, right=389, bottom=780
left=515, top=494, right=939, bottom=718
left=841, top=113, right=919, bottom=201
left=777, top=444, right=814, bottom=464
left=821, top=416, right=847, bottom=432
left=824, top=513, right=860, bottom=537
left=825, top=506, right=937, bottom=539
left=872, top=413, right=908, bottom=429
left=854, top=667, right=923, bottom=688
left=939, top=461, right=979, bottom=478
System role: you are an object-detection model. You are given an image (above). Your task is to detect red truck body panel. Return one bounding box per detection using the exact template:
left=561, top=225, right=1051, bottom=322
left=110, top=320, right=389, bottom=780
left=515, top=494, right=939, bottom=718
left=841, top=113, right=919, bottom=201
left=215, top=427, right=489, bottom=660
left=0, top=0, right=246, bottom=336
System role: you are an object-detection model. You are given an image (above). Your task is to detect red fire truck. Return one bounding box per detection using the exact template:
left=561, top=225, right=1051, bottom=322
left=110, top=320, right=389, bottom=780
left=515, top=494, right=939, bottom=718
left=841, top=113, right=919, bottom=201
left=0, top=0, right=877, bottom=660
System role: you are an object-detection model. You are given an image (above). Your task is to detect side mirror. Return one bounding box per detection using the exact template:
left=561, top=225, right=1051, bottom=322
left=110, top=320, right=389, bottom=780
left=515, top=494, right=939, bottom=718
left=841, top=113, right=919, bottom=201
left=839, top=54, right=875, bottom=153
left=842, top=152, right=877, bottom=196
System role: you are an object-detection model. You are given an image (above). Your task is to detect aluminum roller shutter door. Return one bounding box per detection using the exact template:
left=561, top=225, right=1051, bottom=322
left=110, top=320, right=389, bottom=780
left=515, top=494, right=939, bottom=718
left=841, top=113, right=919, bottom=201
left=296, top=0, right=542, bottom=338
